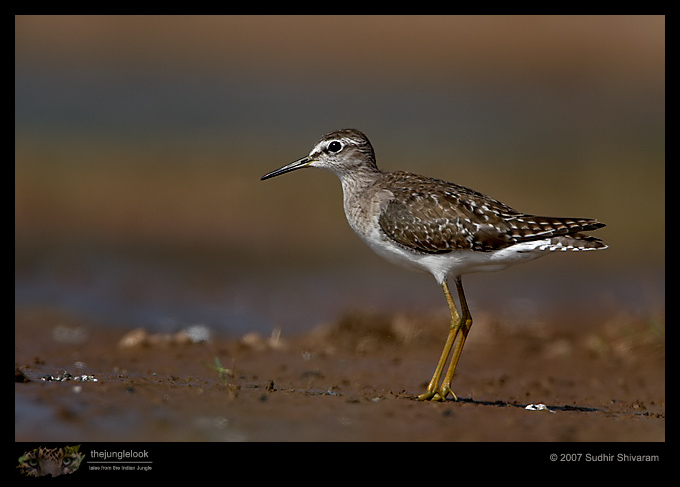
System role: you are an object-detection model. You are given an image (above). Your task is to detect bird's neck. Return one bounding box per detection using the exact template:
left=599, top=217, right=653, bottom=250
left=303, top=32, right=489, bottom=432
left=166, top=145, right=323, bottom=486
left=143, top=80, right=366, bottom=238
left=338, top=165, right=383, bottom=196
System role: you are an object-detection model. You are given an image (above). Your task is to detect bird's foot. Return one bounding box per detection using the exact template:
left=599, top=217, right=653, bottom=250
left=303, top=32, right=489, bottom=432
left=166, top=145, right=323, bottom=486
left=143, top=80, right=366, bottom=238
left=417, top=385, right=458, bottom=402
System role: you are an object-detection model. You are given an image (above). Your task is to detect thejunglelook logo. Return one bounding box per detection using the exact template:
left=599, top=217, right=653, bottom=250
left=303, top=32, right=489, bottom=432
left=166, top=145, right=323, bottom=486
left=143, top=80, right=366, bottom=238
left=17, top=445, right=85, bottom=477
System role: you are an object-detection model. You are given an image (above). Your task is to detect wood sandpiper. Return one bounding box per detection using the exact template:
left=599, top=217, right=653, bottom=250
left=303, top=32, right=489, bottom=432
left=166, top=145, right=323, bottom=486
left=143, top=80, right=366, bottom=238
left=261, top=128, right=607, bottom=401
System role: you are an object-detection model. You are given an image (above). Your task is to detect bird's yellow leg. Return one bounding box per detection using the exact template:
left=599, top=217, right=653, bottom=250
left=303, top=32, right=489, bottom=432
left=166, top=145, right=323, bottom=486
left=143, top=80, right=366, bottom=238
left=417, top=280, right=462, bottom=401
left=437, top=276, right=473, bottom=401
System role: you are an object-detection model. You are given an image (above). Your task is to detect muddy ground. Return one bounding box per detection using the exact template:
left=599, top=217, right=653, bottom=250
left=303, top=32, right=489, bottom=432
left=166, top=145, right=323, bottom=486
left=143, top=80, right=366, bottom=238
left=15, top=306, right=664, bottom=444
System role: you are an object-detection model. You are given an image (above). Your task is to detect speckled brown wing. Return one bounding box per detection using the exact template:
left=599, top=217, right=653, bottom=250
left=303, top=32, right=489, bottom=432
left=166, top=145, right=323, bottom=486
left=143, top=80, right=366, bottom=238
left=377, top=172, right=606, bottom=254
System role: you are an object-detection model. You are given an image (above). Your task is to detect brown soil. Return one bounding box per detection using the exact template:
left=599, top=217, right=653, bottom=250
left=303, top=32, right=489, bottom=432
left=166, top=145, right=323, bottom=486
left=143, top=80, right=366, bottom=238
left=15, top=306, right=664, bottom=443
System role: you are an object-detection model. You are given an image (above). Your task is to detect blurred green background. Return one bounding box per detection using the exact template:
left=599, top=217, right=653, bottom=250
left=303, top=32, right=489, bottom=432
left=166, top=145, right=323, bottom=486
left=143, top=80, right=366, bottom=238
left=15, top=15, right=664, bottom=334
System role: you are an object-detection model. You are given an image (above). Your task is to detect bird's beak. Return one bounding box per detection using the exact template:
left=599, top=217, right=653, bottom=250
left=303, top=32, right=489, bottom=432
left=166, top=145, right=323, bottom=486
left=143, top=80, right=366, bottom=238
left=261, top=156, right=314, bottom=181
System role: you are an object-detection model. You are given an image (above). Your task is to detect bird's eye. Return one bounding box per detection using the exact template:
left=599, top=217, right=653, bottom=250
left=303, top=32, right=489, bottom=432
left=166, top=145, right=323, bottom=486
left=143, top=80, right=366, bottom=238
left=327, top=141, right=342, bottom=153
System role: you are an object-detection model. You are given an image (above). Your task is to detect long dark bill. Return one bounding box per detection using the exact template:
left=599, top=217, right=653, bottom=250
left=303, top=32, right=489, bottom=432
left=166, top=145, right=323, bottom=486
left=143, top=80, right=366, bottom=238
left=261, top=156, right=313, bottom=181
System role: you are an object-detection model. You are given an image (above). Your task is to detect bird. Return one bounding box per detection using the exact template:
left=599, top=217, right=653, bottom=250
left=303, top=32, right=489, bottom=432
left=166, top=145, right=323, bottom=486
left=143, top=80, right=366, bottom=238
left=261, top=128, right=607, bottom=401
